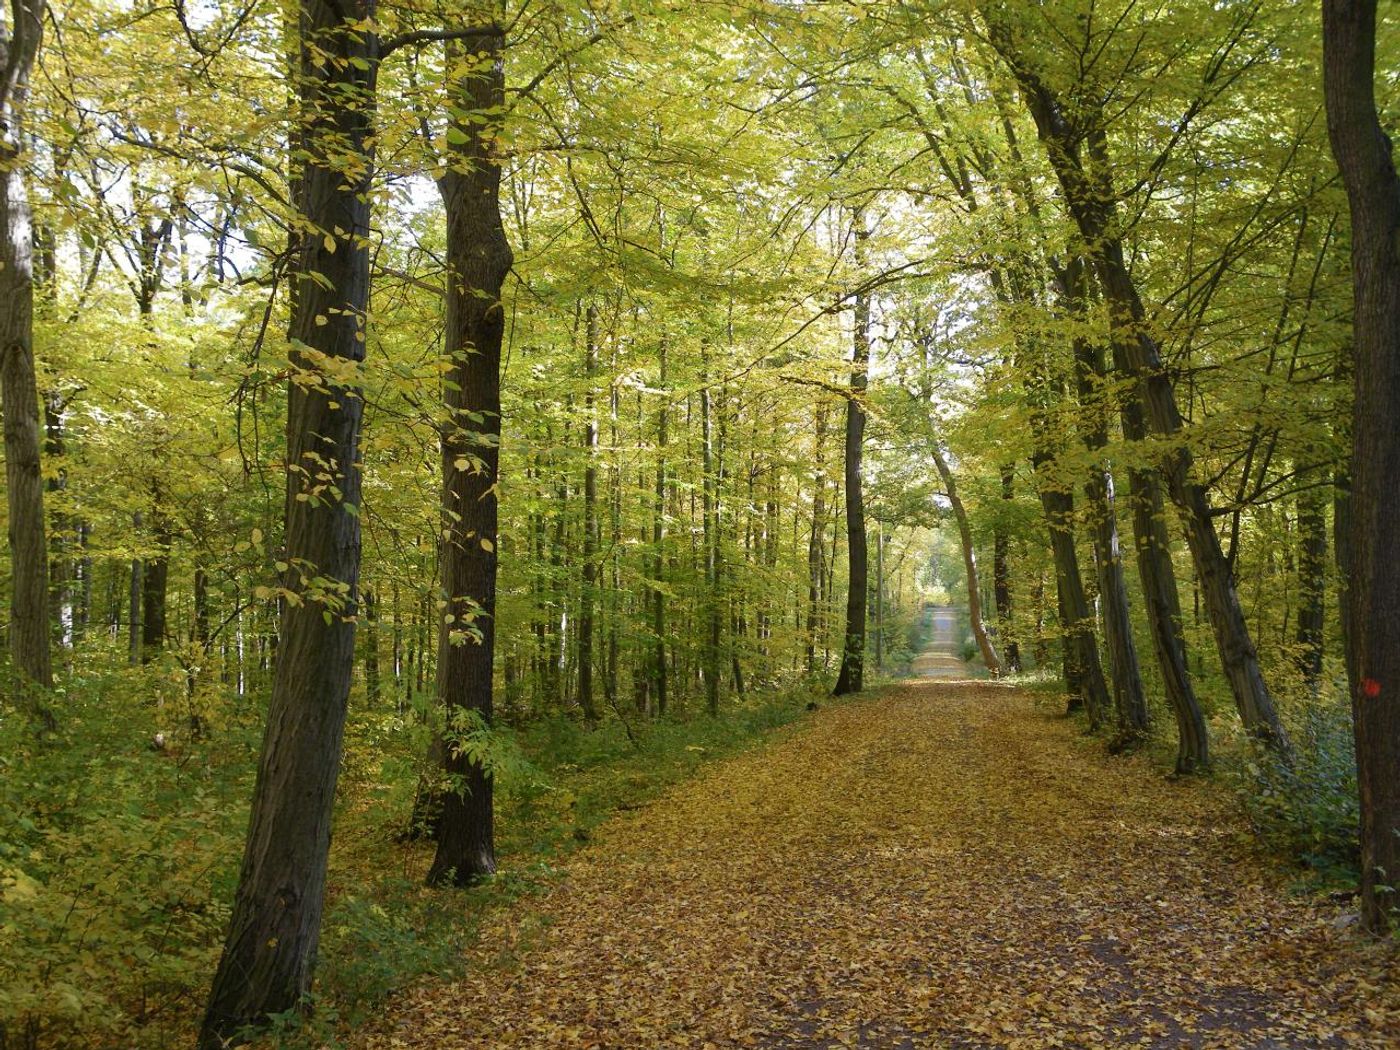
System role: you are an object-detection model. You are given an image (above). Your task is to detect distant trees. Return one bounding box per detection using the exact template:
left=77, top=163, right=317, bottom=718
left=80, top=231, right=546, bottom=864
left=0, top=7, right=1395, bottom=1047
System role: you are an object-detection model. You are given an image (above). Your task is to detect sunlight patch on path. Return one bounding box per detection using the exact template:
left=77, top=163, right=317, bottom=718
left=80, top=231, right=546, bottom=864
left=357, top=683, right=1400, bottom=1049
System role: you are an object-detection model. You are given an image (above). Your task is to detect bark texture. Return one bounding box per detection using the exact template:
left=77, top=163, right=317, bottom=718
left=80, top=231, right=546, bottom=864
left=200, top=2, right=375, bottom=1043
left=1120, top=392, right=1211, bottom=773
left=1322, top=0, right=1400, bottom=935
left=1061, top=258, right=1148, bottom=743
left=427, top=26, right=512, bottom=887
left=833, top=219, right=870, bottom=696
left=984, top=10, right=1290, bottom=755
left=1, top=0, right=52, bottom=697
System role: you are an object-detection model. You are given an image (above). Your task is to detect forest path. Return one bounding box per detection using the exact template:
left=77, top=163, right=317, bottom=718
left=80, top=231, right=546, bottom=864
left=359, top=683, right=1399, bottom=1049
left=909, top=606, right=968, bottom=678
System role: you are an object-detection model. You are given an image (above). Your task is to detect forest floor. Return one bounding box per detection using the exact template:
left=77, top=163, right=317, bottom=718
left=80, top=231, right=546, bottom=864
left=353, top=682, right=1400, bottom=1049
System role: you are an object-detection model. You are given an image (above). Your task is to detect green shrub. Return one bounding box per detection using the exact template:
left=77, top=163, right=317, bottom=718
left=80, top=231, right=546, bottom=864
left=1237, top=699, right=1359, bottom=884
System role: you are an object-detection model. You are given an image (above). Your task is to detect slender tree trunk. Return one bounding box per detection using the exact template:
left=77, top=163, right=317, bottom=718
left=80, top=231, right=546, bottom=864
left=1035, top=469, right=1112, bottom=727
left=994, top=466, right=1021, bottom=672
left=362, top=585, right=379, bottom=703
left=984, top=21, right=1291, bottom=753
left=606, top=362, right=621, bottom=712
left=43, top=390, right=69, bottom=651
left=427, top=24, right=511, bottom=886
left=141, top=508, right=171, bottom=663
left=578, top=305, right=600, bottom=724
left=200, top=2, right=375, bottom=1042
left=650, top=340, right=668, bottom=715
left=1061, top=258, right=1149, bottom=743
left=833, top=215, right=870, bottom=697
left=1295, top=475, right=1327, bottom=691
left=873, top=522, right=884, bottom=672
left=806, top=402, right=829, bottom=674
left=700, top=348, right=721, bottom=715
left=1119, top=389, right=1211, bottom=773
left=1322, top=0, right=1400, bottom=935
left=128, top=513, right=143, bottom=667
left=0, top=0, right=53, bottom=703
left=930, top=442, right=1002, bottom=676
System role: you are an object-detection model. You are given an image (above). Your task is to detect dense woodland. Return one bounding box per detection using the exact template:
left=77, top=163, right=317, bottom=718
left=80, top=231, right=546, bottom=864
left=1, top=0, right=1398, bottom=1047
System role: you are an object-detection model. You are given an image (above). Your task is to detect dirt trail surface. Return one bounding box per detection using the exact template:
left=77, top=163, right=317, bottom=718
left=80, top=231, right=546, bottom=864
left=358, top=683, right=1400, bottom=1049
left=910, top=608, right=967, bottom=679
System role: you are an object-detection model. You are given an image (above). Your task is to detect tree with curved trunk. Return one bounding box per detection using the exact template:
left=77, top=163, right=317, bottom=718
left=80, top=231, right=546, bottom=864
left=1321, top=0, right=1400, bottom=936
left=1, top=0, right=53, bottom=705
left=929, top=443, right=1002, bottom=677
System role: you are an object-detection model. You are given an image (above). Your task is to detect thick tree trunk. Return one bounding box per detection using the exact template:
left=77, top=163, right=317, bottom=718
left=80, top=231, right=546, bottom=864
left=1322, top=0, right=1400, bottom=935
left=833, top=217, right=870, bottom=697
left=199, top=2, right=375, bottom=1043
left=930, top=442, right=1002, bottom=676
left=1, top=0, right=52, bottom=702
left=427, top=26, right=511, bottom=887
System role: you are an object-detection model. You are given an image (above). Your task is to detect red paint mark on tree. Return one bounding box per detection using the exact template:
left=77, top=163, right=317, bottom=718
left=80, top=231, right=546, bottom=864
left=1361, top=677, right=1382, bottom=698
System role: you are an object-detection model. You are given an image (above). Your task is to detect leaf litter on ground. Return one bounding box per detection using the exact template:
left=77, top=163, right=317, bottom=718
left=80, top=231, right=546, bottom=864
left=351, top=681, right=1400, bottom=1049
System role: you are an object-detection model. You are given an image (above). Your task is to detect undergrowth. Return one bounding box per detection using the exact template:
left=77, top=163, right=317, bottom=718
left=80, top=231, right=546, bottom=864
left=0, top=663, right=832, bottom=1050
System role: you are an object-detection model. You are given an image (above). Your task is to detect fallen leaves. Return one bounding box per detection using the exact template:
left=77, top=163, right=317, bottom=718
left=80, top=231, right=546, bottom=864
left=352, top=683, right=1400, bottom=1049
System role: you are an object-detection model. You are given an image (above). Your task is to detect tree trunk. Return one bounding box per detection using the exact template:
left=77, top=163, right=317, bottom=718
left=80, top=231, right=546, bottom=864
left=930, top=442, right=1002, bottom=676
left=994, top=466, right=1021, bottom=672
left=806, top=401, right=829, bottom=674
left=362, top=585, right=379, bottom=703
left=833, top=215, right=870, bottom=697
left=1322, top=0, right=1400, bottom=935
left=200, top=2, right=375, bottom=1042
left=1119, top=390, right=1211, bottom=773
left=427, top=25, right=511, bottom=887
left=1295, top=475, right=1327, bottom=691
left=1061, top=257, right=1149, bottom=744
left=650, top=339, right=668, bottom=715
left=578, top=304, right=600, bottom=724
left=700, top=348, right=721, bottom=715
left=0, top=0, right=53, bottom=703
left=983, top=20, right=1292, bottom=754
left=1036, top=469, right=1112, bottom=727
left=141, top=509, right=171, bottom=663
left=128, top=514, right=143, bottom=667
